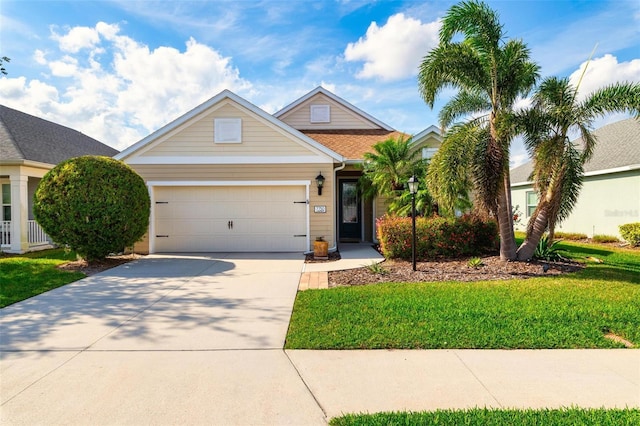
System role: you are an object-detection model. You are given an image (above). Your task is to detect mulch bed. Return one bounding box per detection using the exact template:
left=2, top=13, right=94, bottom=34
left=328, top=255, right=584, bottom=288
left=57, top=253, right=142, bottom=276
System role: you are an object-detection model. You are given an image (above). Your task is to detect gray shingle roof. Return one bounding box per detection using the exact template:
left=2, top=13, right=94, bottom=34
left=510, top=118, right=640, bottom=184
left=0, top=105, right=118, bottom=165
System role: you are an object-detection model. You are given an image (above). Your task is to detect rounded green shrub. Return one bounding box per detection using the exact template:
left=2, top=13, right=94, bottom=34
left=34, top=156, right=150, bottom=261
left=619, top=222, right=640, bottom=247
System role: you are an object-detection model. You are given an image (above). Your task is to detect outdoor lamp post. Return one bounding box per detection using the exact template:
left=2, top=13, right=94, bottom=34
left=408, top=175, right=418, bottom=271
left=316, top=172, right=325, bottom=196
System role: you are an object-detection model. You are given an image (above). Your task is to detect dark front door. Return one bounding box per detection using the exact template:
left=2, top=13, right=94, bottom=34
left=339, top=180, right=361, bottom=241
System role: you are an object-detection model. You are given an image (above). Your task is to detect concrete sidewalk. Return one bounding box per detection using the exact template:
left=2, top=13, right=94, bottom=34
left=287, top=349, right=640, bottom=420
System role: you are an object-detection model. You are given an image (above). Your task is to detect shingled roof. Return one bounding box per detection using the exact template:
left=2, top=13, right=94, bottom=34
left=301, top=129, right=405, bottom=161
left=510, top=118, right=640, bottom=184
left=0, top=105, right=118, bottom=165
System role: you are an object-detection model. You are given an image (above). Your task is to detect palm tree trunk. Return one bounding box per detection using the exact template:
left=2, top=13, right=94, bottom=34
left=497, top=177, right=517, bottom=260
left=517, top=204, right=549, bottom=261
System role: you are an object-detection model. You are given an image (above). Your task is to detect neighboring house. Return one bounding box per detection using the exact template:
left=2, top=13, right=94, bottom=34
left=510, top=118, right=640, bottom=238
left=0, top=105, right=119, bottom=253
left=116, top=87, right=441, bottom=254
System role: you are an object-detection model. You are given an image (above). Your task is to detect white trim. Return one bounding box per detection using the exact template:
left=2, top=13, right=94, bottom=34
left=148, top=185, right=155, bottom=254
left=115, top=89, right=344, bottom=163
left=147, top=180, right=311, bottom=254
left=412, top=125, right=442, bottom=143
left=511, top=163, right=640, bottom=187
left=147, top=180, right=310, bottom=187
left=274, top=86, right=394, bottom=131
left=585, top=164, right=640, bottom=177
left=127, top=155, right=332, bottom=165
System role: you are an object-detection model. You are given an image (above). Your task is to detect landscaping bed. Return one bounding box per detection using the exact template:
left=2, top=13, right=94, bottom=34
left=329, top=256, right=582, bottom=287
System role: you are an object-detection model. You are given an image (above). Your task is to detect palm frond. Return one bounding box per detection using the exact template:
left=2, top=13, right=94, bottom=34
left=439, top=89, right=491, bottom=128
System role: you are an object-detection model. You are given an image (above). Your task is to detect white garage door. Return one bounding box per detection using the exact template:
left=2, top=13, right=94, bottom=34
left=153, top=186, right=308, bottom=252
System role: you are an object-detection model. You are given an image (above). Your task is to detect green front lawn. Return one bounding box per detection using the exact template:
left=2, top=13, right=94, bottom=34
left=0, top=249, right=85, bottom=308
left=286, top=242, right=640, bottom=349
left=330, top=407, right=640, bottom=426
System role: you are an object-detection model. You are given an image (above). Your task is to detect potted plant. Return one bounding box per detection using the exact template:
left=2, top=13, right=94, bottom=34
left=313, top=236, right=329, bottom=260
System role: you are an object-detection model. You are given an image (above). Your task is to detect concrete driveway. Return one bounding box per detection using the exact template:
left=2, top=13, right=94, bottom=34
left=0, top=253, right=326, bottom=425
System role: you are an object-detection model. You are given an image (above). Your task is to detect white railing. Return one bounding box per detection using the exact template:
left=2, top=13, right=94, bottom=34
left=1, top=220, right=10, bottom=246
left=28, top=220, right=50, bottom=245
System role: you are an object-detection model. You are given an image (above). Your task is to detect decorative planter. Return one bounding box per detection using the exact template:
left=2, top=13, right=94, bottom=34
left=313, top=239, right=329, bottom=260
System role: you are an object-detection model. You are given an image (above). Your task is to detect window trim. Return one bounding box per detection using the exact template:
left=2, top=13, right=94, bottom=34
left=526, top=190, right=539, bottom=217
left=1, top=183, right=11, bottom=221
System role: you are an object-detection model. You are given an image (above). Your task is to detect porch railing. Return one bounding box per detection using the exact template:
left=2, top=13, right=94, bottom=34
left=0, top=220, right=10, bottom=246
left=0, top=220, right=51, bottom=247
left=28, top=220, right=50, bottom=245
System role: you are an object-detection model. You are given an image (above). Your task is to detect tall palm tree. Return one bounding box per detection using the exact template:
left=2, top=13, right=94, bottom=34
left=515, top=77, right=640, bottom=260
left=418, top=0, right=539, bottom=260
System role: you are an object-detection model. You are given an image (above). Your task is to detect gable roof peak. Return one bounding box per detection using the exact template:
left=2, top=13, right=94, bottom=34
left=273, top=86, right=394, bottom=131
left=115, top=88, right=344, bottom=162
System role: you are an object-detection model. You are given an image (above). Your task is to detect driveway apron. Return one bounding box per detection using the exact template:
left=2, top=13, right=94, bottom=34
left=0, top=253, right=326, bottom=425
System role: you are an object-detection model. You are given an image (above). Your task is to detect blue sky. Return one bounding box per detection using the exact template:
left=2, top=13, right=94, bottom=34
left=1, top=0, right=639, bottom=166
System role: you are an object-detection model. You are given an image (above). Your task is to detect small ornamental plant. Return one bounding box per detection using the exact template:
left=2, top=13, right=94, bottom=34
left=34, top=156, right=150, bottom=262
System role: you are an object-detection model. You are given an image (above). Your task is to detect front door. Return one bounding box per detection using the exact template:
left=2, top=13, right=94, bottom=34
left=339, top=180, right=361, bottom=241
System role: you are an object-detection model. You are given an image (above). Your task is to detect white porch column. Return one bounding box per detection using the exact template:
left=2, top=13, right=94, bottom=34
left=10, top=175, right=29, bottom=253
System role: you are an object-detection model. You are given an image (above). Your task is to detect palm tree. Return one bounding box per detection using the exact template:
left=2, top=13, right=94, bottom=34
left=418, top=0, right=539, bottom=260
left=515, top=77, right=640, bottom=260
left=358, top=135, right=435, bottom=216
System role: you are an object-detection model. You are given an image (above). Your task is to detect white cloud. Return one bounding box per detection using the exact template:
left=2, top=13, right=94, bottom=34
left=344, top=13, right=440, bottom=81
left=51, top=25, right=101, bottom=53
left=0, top=22, right=251, bottom=151
left=569, top=54, right=640, bottom=100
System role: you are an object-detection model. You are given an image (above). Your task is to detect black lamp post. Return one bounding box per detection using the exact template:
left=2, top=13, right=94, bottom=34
left=408, top=175, right=418, bottom=271
left=316, top=172, right=325, bottom=196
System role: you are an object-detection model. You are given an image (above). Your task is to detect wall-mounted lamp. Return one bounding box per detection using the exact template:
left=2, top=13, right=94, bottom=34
left=316, top=172, right=325, bottom=196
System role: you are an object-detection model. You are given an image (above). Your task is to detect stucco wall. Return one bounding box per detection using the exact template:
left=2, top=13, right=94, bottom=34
left=511, top=169, right=640, bottom=238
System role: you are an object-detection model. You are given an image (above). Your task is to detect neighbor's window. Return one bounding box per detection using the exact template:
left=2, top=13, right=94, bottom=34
left=310, top=104, right=330, bottom=123
left=526, top=191, right=539, bottom=217
left=422, top=147, right=438, bottom=160
left=214, top=118, right=242, bottom=143
left=1, top=183, right=10, bottom=221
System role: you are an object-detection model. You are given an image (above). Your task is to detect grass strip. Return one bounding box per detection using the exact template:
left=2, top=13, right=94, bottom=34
left=330, top=407, right=640, bottom=425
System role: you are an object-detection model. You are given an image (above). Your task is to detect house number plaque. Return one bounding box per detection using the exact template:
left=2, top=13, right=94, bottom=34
left=314, top=206, right=327, bottom=213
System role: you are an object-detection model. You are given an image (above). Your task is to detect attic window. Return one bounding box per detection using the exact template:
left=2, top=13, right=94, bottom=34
left=214, top=118, right=242, bottom=143
left=310, top=104, right=330, bottom=123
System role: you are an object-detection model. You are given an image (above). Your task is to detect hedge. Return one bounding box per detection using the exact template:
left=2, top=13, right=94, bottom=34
left=376, top=214, right=498, bottom=260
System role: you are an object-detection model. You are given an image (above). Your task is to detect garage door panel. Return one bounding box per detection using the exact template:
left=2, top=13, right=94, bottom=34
left=153, top=185, right=307, bottom=252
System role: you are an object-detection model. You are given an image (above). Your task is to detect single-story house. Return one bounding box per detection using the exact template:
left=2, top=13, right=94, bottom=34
left=510, top=118, right=640, bottom=239
left=0, top=105, right=119, bottom=253
left=116, top=87, right=441, bottom=254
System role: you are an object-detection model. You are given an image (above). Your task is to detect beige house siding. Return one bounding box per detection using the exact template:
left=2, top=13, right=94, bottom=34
left=129, top=163, right=335, bottom=252
left=139, top=102, right=317, bottom=158
left=511, top=170, right=640, bottom=238
left=279, top=93, right=379, bottom=130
